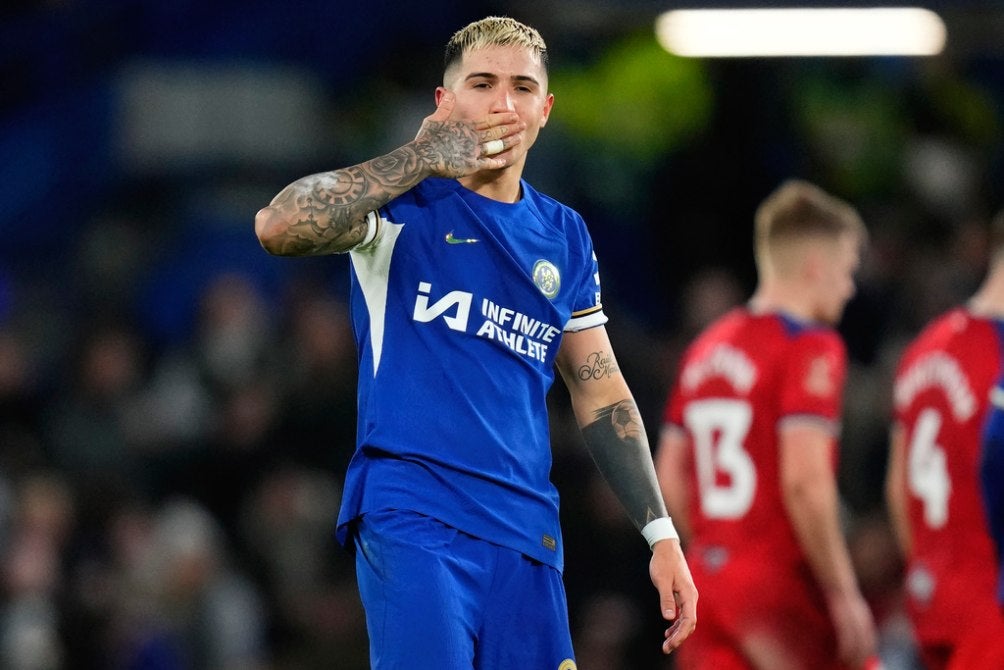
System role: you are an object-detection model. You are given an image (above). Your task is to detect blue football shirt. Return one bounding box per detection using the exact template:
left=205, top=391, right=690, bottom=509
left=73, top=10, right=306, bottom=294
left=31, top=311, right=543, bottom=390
left=335, top=177, right=606, bottom=570
left=982, top=376, right=1004, bottom=606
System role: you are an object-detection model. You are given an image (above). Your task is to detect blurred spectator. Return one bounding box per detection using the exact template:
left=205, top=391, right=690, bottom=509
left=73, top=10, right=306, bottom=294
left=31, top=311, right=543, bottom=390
left=0, top=328, right=47, bottom=477
left=0, top=473, right=75, bottom=670
left=113, top=498, right=267, bottom=670
left=44, top=323, right=145, bottom=491
left=270, top=288, right=358, bottom=474
left=239, top=466, right=367, bottom=668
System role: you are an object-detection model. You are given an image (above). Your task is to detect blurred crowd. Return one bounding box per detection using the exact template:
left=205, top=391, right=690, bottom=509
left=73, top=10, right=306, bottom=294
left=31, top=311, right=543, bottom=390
left=0, top=263, right=369, bottom=668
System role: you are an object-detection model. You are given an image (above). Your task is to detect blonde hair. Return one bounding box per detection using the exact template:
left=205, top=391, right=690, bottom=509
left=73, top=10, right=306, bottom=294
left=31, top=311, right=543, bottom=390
left=754, top=179, right=865, bottom=272
left=444, top=16, right=548, bottom=81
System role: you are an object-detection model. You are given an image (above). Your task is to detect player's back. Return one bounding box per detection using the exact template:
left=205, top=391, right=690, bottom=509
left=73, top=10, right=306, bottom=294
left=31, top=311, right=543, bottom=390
left=667, top=306, right=846, bottom=571
left=892, top=308, right=1003, bottom=645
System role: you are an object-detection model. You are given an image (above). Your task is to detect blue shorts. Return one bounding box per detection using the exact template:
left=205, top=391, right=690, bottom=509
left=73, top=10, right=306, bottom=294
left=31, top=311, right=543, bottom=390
left=351, top=509, right=577, bottom=670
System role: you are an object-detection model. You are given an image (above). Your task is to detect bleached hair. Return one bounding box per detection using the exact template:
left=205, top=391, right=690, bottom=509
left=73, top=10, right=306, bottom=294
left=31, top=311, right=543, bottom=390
left=444, top=16, right=548, bottom=80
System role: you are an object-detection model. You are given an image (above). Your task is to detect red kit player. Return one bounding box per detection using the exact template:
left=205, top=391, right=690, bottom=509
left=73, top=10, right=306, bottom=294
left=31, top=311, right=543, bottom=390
left=886, top=209, right=1004, bottom=670
left=657, top=180, right=877, bottom=670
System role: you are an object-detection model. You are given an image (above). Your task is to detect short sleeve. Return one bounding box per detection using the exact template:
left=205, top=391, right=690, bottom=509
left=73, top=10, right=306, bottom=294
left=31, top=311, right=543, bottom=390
left=778, top=330, right=847, bottom=430
left=564, top=236, right=607, bottom=332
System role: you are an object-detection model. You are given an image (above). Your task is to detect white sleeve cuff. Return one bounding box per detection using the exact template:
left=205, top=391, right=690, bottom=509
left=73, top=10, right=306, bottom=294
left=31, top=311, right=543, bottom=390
left=641, top=517, right=679, bottom=549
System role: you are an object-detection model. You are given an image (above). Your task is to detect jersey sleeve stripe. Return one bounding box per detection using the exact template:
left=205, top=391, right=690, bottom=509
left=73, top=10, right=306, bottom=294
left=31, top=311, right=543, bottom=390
left=565, top=308, right=607, bottom=332
left=778, top=413, right=841, bottom=436
left=570, top=304, right=604, bottom=318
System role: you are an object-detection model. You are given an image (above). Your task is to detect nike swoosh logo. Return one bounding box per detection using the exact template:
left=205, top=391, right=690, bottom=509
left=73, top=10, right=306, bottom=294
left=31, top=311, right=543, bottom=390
left=444, top=231, right=480, bottom=245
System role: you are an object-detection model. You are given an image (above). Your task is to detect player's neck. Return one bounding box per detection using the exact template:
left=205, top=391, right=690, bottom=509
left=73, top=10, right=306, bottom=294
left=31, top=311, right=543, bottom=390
left=748, top=284, right=817, bottom=322
left=458, top=165, right=525, bottom=203
left=967, top=263, right=1004, bottom=319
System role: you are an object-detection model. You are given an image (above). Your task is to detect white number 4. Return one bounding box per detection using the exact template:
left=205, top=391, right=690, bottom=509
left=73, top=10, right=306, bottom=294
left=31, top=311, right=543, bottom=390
left=685, top=399, right=756, bottom=519
left=907, top=408, right=951, bottom=528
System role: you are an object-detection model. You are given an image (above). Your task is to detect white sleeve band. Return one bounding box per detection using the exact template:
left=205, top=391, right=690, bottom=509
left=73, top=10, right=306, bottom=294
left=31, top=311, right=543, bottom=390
left=641, top=517, right=679, bottom=549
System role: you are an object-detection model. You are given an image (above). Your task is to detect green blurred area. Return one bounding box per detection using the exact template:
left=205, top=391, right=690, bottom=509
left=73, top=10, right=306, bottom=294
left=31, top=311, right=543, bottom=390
left=551, top=32, right=713, bottom=165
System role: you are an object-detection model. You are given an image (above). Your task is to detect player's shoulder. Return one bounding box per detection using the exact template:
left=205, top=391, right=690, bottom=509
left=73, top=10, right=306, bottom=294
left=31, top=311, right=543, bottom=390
left=731, top=310, right=845, bottom=353
left=903, top=307, right=997, bottom=360
left=520, top=180, right=585, bottom=225
left=381, top=178, right=456, bottom=216
left=768, top=313, right=846, bottom=362
left=412, top=177, right=462, bottom=205
left=686, top=307, right=749, bottom=348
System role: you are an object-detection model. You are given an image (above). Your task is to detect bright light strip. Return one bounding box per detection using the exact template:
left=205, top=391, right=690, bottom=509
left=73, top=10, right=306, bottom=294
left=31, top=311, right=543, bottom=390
left=656, top=8, right=947, bottom=57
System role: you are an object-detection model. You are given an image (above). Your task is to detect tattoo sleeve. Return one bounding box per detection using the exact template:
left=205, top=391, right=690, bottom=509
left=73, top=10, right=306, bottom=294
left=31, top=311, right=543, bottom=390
left=258, top=144, right=427, bottom=256
left=579, top=399, right=669, bottom=531
left=258, top=115, right=485, bottom=257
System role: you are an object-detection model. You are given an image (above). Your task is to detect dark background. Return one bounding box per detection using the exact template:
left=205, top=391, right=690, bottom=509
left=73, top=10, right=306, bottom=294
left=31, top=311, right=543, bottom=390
left=2, top=1, right=1003, bottom=668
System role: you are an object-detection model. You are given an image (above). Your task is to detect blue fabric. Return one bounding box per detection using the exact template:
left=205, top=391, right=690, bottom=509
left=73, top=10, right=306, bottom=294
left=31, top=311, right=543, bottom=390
left=336, top=178, right=604, bottom=571
left=981, top=375, right=1004, bottom=606
left=352, top=510, right=574, bottom=670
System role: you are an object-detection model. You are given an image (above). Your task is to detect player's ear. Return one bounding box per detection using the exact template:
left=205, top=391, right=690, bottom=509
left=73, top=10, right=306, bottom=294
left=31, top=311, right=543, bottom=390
left=540, top=92, right=555, bottom=127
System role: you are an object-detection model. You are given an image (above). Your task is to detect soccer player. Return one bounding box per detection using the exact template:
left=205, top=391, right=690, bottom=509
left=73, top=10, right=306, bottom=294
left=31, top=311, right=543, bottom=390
left=254, top=16, right=696, bottom=670
left=886, top=207, right=1004, bottom=669
left=656, top=180, right=877, bottom=670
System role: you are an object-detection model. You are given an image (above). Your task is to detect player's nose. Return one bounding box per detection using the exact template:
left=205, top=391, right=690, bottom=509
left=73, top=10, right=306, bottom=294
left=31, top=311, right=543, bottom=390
left=490, top=89, right=516, bottom=113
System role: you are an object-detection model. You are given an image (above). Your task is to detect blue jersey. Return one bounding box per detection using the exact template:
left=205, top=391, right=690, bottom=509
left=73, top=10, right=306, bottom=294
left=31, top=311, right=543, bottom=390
left=335, top=177, right=606, bottom=570
left=983, top=378, right=1004, bottom=606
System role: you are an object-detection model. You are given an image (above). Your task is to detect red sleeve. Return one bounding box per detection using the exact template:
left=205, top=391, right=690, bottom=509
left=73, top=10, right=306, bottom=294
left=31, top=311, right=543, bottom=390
left=779, top=329, right=847, bottom=425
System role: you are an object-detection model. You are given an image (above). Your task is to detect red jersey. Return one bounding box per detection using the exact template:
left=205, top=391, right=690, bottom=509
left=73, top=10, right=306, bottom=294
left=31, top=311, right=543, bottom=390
left=892, top=308, right=1003, bottom=648
left=664, top=307, right=847, bottom=573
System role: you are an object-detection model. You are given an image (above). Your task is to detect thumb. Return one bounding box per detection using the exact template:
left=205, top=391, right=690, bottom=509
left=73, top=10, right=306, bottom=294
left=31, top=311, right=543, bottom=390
left=430, top=89, right=456, bottom=122
left=661, top=590, right=678, bottom=621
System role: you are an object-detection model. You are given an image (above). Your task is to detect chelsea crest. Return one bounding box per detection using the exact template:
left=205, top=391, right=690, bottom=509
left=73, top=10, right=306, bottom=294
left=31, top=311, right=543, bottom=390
left=533, top=259, right=560, bottom=299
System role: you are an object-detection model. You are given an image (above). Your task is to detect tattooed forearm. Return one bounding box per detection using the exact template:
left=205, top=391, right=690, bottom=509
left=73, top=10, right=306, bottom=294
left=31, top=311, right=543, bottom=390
left=256, top=144, right=429, bottom=256
left=256, top=112, right=499, bottom=256
left=580, top=399, right=668, bottom=530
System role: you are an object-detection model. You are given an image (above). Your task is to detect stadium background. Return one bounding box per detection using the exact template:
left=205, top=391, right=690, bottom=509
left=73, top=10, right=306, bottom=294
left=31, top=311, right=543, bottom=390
left=1, top=0, right=1003, bottom=667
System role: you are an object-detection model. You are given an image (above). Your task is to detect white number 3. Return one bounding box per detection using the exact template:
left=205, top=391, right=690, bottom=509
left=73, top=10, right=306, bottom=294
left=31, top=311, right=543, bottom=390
left=907, top=408, right=951, bottom=528
left=685, top=399, right=756, bottom=519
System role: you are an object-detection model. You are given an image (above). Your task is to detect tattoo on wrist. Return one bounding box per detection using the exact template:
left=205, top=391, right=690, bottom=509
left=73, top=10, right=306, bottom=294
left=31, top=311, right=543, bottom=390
left=577, top=350, right=619, bottom=381
left=370, top=146, right=423, bottom=187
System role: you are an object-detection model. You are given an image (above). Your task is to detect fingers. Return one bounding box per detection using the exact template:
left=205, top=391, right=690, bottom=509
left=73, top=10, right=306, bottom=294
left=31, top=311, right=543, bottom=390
left=429, top=90, right=456, bottom=123
left=660, top=587, right=678, bottom=622
left=477, top=117, right=524, bottom=160
left=477, top=117, right=522, bottom=142
left=473, top=111, right=521, bottom=133
left=481, top=135, right=524, bottom=158
left=649, top=543, right=698, bottom=655
left=482, top=139, right=505, bottom=156
left=662, top=591, right=697, bottom=654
